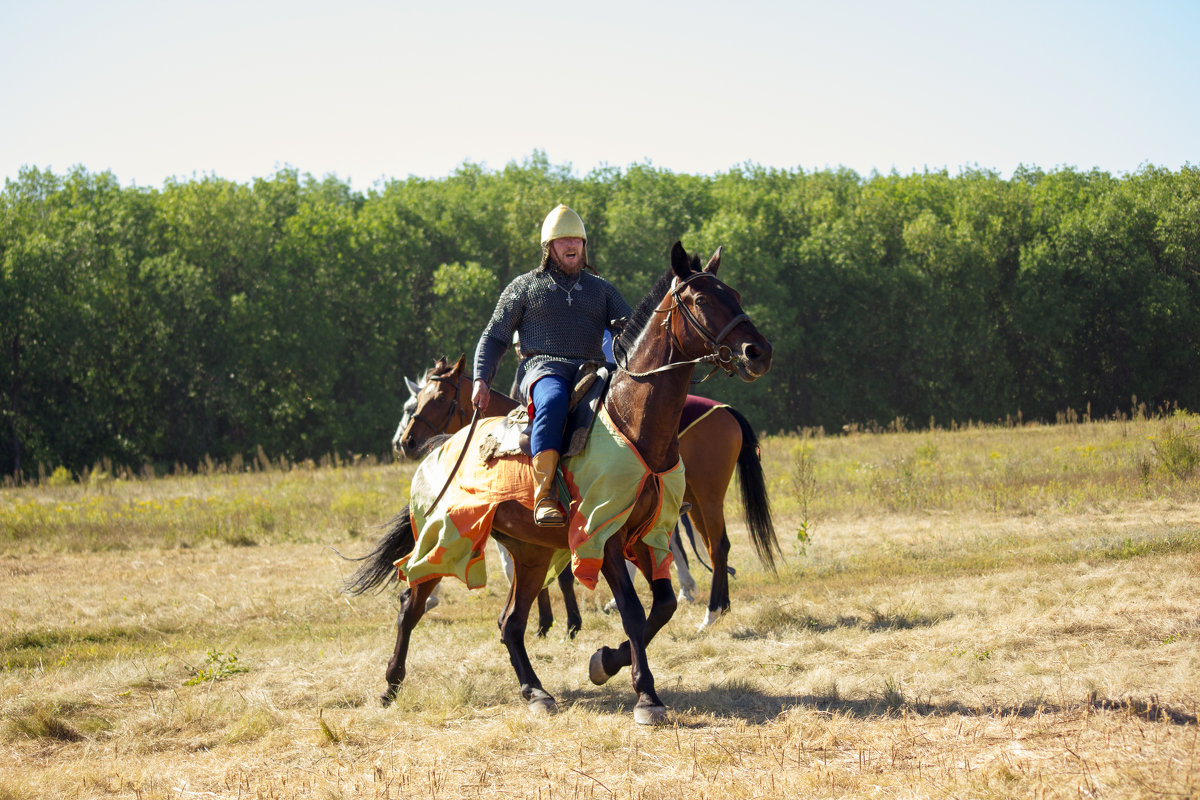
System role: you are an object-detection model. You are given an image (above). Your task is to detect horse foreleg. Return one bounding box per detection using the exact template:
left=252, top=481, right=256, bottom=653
left=590, top=536, right=669, bottom=725
left=589, top=576, right=678, bottom=686
left=381, top=580, right=440, bottom=707
left=557, top=565, right=582, bottom=638
left=497, top=544, right=559, bottom=715
left=603, top=560, right=640, bottom=615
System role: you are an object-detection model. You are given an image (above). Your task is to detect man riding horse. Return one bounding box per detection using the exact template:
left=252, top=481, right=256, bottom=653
left=471, top=205, right=633, bottom=526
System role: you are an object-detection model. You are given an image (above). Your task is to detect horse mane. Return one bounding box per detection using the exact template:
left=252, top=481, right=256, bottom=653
left=614, top=255, right=701, bottom=354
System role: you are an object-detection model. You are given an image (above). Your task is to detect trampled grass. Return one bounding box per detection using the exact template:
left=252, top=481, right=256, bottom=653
left=2, top=415, right=1198, bottom=798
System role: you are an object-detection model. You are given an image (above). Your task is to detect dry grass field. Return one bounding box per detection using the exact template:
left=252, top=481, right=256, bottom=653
left=2, top=413, right=1199, bottom=799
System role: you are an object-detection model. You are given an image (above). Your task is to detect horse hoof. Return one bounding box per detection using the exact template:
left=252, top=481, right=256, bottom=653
left=602, top=598, right=617, bottom=615
left=589, top=650, right=611, bottom=686
left=633, top=705, right=668, bottom=726
left=697, top=607, right=726, bottom=631
left=678, top=588, right=696, bottom=604
left=379, top=692, right=394, bottom=708
left=527, top=690, right=558, bottom=715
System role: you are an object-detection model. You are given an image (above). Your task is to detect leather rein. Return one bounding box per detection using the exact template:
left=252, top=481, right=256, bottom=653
left=615, top=271, right=752, bottom=383
left=406, top=373, right=481, bottom=514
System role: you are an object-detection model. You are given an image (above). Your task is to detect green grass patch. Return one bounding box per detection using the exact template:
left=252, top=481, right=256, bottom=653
left=1097, top=529, right=1200, bottom=560
left=1, top=461, right=415, bottom=554
left=1, top=702, right=112, bottom=742
left=0, top=624, right=179, bottom=670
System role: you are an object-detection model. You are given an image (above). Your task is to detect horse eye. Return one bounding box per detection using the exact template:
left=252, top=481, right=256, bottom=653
left=693, top=296, right=709, bottom=307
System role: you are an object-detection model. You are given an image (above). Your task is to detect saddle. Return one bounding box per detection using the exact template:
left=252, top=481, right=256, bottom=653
left=479, top=362, right=612, bottom=462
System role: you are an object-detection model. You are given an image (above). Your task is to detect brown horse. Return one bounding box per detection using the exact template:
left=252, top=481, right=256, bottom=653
left=346, top=242, right=772, bottom=724
left=394, top=355, right=777, bottom=629
left=392, top=361, right=582, bottom=637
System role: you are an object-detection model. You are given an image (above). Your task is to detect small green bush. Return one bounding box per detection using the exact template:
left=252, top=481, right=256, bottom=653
left=1150, top=414, right=1200, bottom=478
left=46, top=467, right=74, bottom=488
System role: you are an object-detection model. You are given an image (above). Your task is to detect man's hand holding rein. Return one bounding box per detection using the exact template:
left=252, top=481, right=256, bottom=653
left=472, top=379, right=491, bottom=411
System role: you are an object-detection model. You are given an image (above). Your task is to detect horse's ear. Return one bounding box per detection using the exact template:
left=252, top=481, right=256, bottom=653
left=670, top=241, right=690, bottom=278
left=703, top=246, right=723, bottom=274
left=452, top=354, right=466, bottom=375
left=405, top=376, right=422, bottom=396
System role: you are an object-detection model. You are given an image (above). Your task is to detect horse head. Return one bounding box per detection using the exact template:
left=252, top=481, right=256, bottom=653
left=666, top=241, right=772, bottom=382
left=394, top=355, right=469, bottom=459
left=391, top=376, right=425, bottom=457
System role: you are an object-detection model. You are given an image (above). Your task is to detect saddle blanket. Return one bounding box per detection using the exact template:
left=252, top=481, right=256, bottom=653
left=396, top=406, right=686, bottom=591
left=679, top=395, right=730, bottom=436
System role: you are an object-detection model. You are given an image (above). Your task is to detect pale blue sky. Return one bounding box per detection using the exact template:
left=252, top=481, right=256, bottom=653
left=2, top=0, right=1196, bottom=191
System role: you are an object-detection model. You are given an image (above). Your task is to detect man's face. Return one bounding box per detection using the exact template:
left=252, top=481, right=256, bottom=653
left=549, top=237, right=585, bottom=274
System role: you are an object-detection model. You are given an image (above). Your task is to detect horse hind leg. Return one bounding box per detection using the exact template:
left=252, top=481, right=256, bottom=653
left=688, top=493, right=732, bottom=630
left=496, top=539, right=560, bottom=715
left=381, top=579, right=440, bottom=707
left=671, top=518, right=699, bottom=604
left=535, top=565, right=581, bottom=638
left=535, top=587, right=554, bottom=637
left=678, top=408, right=740, bottom=629
left=698, top=523, right=732, bottom=630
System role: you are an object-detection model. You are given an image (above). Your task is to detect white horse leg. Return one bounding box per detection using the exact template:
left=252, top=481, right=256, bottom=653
left=494, top=539, right=515, bottom=585
left=698, top=606, right=726, bottom=630
left=670, top=526, right=698, bottom=604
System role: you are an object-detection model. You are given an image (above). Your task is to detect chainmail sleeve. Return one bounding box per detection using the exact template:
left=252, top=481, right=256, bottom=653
left=604, top=281, right=634, bottom=328
left=473, top=275, right=525, bottom=384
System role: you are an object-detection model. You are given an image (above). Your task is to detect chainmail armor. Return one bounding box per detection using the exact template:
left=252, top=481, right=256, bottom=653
left=474, top=265, right=632, bottom=392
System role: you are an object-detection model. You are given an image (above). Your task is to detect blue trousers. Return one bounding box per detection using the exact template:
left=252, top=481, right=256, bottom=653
left=528, top=375, right=569, bottom=455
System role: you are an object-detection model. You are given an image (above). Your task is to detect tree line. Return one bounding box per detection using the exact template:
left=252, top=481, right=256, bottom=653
left=2, top=155, right=1198, bottom=480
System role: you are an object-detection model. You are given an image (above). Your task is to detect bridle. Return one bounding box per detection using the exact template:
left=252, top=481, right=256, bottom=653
left=615, top=271, right=752, bottom=383
left=403, top=374, right=469, bottom=441
left=404, top=371, right=481, bottom=514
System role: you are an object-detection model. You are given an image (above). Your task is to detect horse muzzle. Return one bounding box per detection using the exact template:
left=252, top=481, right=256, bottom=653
left=732, top=339, right=772, bottom=381
left=396, top=436, right=421, bottom=460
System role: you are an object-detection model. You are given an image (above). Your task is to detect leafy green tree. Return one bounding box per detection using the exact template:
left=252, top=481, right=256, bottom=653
left=428, top=261, right=500, bottom=376
left=6, top=160, right=1200, bottom=478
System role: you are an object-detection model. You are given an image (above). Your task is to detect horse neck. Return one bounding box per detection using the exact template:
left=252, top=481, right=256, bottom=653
left=455, top=373, right=518, bottom=419
left=488, top=387, right=519, bottom=417
left=605, top=325, right=692, bottom=474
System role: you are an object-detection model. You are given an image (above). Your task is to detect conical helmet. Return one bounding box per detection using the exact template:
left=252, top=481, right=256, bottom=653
left=540, top=205, right=586, bottom=247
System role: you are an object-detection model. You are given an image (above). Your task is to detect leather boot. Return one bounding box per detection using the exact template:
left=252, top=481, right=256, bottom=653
left=531, top=450, right=567, bottom=527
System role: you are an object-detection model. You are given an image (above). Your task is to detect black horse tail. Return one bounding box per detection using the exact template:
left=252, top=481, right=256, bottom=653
left=730, top=406, right=780, bottom=572
left=342, top=505, right=416, bottom=596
